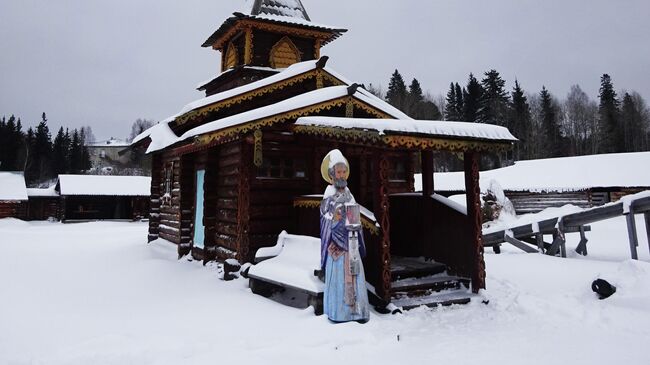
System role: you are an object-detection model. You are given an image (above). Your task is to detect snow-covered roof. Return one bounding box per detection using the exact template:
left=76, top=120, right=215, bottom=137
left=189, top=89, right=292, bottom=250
left=181, top=60, right=330, bottom=117
left=57, top=175, right=151, bottom=196
left=87, top=138, right=130, bottom=148
left=416, top=152, right=650, bottom=193
left=27, top=186, right=59, bottom=198
left=246, top=0, right=311, bottom=21
left=197, top=66, right=281, bottom=90
left=145, top=85, right=411, bottom=153
left=295, top=117, right=518, bottom=143
left=0, top=172, right=28, bottom=201
left=203, top=3, right=346, bottom=49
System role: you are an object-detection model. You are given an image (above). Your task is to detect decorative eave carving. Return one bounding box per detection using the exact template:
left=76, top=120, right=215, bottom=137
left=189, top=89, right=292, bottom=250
left=292, top=125, right=514, bottom=153
left=175, top=69, right=346, bottom=126
left=209, top=19, right=339, bottom=51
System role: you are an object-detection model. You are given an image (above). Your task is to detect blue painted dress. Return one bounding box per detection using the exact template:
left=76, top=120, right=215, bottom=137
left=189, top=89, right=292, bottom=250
left=320, top=188, right=370, bottom=323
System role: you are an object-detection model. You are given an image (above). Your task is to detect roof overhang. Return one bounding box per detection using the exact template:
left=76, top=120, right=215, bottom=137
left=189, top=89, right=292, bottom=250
left=202, top=14, right=347, bottom=49
left=293, top=117, right=517, bottom=153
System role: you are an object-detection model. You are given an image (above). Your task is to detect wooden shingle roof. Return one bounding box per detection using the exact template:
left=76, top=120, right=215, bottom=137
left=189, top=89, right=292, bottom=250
left=249, top=0, right=311, bottom=20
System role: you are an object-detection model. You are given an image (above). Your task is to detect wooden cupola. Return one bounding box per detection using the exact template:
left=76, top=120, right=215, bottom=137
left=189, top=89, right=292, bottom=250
left=202, top=0, right=347, bottom=73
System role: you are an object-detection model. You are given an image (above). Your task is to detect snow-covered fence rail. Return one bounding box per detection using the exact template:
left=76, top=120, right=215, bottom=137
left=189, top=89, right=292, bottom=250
left=483, top=192, right=650, bottom=260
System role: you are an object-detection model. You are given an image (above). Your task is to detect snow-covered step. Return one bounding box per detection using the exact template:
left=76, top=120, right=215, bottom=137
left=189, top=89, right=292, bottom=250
left=390, top=274, right=469, bottom=294
left=392, top=289, right=473, bottom=311
left=390, top=256, right=446, bottom=281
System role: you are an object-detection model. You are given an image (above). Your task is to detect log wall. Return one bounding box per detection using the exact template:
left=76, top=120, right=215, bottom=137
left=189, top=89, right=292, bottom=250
left=148, top=153, right=162, bottom=242
left=27, top=197, right=60, bottom=221
left=0, top=201, right=27, bottom=219
left=209, top=142, right=242, bottom=260
left=157, top=154, right=183, bottom=244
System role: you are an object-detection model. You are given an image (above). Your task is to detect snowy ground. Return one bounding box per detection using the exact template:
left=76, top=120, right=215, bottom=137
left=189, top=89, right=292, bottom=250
left=1, top=217, right=649, bottom=364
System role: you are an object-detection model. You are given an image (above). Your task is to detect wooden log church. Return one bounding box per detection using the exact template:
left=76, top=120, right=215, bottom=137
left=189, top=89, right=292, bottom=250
left=132, top=0, right=517, bottom=305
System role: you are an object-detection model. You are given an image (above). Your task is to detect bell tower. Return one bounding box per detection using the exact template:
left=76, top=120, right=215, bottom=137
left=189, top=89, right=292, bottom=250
left=201, top=0, right=346, bottom=80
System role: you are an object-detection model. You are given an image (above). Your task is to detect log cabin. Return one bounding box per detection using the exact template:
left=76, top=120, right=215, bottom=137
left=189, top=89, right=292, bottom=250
left=0, top=171, right=28, bottom=219
left=132, top=0, right=517, bottom=305
left=55, top=175, right=150, bottom=222
left=421, top=152, right=650, bottom=215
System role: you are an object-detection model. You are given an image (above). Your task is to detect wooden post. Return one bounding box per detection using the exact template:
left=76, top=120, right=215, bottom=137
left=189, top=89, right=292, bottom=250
left=464, top=152, right=486, bottom=293
left=575, top=226, right=589, bottom=256
left=421, top=150, right=434, bottom=197
left=625, top=212, right=639, bottom=260
left=373, top=151, right=392, bottom=303
left=645, top=212, right=650, bottom=257
left=536, top=233, right=545, bottom=253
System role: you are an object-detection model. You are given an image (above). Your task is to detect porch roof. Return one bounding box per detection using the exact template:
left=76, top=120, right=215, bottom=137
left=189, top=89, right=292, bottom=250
left=293, top=117, right=517, bottom=152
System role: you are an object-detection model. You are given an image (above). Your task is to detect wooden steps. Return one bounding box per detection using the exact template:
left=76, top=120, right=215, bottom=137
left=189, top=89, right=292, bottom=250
left=389, top=256, right=472, bottom=311
left=392, top=290, right=472, bottom=311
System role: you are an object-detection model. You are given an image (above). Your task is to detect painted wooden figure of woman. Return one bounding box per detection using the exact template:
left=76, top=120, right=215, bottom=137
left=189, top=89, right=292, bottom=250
left=319, top=149, right=370, bottom=323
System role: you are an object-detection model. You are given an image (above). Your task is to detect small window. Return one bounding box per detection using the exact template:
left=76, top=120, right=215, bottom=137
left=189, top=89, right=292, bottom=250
left=257, top=156, right=307, bottom=179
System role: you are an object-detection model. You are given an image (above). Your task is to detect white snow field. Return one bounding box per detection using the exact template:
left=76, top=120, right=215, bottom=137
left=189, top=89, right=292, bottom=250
left=1, top=217, right=649, bottom=364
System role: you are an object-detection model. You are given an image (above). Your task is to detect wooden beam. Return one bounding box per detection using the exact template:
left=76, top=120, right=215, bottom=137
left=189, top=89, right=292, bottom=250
left=464, top=152, right=486, bottom=293
left=504, top=234, right=539, bottom=253
left=625, top=212, right=639, bottom=260
left=645, top=212, right=650, bottom=257
left=574, top=226, right=589, bottom=256
left=421, top=150, right=434, bottom=197
left=547, top=227, right=566, bottom=257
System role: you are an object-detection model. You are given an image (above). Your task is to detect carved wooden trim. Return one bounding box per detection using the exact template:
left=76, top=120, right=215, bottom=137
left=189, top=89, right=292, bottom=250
left=253, top=129, right=263, bottom=167
left=244, top=27, right=253, bottom=64
left=374, top=152, right=392, bottom=302
left=293, top=126, right=513, bottom=153
left=212, top=19, right=335, bottom=50
left=314, top=39, right=321, bottom=59
left=175, top=69, right=345, bottom=126
left=224, top=41, right=239, bottom=70
left=269, top=36, right=302, bottom=69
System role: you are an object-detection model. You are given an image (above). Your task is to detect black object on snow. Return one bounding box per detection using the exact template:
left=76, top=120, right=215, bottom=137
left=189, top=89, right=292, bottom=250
left=592, top=278, right=617, bottom=299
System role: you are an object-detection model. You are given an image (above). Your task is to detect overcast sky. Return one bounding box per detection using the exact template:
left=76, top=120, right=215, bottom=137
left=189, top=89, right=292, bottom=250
left=1, top=0, right=649, bottom=140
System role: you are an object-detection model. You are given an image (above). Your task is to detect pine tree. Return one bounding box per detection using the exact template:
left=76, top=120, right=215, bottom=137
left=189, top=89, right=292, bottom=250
left=477, top=69, right=510, bottom=126
left=52, top=127, right=70, bottom=174
left=597, top=74, right=621, bottom=153
left=444, top=83, right=459, bottom=120
left=454, top=83, right=464, bottom=119
left=24, top=127, right=37, bottom=183
left=33, top=113, right=53, bottom=181
left=385, top=70, right=407, bottom=111
left=620, top=92, right=649, bottom=152
left=463, top=73, right=483, bottom=122
left=69, top=129, right=83, bottom=173
left=406, top=78, right=425, bottom=118
left=539, top=87, right=563, bottom=157
left=509, top=80, right=532, bottom=160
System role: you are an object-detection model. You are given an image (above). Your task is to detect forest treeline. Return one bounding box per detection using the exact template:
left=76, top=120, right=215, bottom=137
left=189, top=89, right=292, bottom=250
left=370, top=70, right=650, bottom=168
left=0, top=113, right=93, bottom=186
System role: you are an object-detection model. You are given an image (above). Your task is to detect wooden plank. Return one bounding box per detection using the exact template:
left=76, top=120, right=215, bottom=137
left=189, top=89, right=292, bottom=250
left=575, top=226, right=589, bottom=256
left=645, top=212, right=650, bottom=257
left=504, top=234, right=539, bottom=253
left=546, top=229, right=565, bottom=257
left=626, top=213, right=639, bottom=260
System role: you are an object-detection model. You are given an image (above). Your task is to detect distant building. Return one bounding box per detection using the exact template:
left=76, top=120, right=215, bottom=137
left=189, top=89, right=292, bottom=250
left=87, top=137, right=150, bottom=175
left=0, top=171, right=28, bottom=219
left=56, top=175, right=150, bottom=221
left=420, top=152, right=650, bottom=215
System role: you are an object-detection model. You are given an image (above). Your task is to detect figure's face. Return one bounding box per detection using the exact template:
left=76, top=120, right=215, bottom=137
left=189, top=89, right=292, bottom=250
left=334, top=164, right=348, bottom=180
left=333, top=163, right=348, bottom=190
